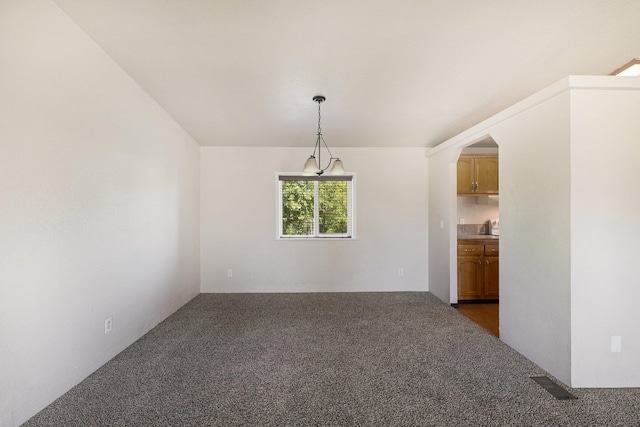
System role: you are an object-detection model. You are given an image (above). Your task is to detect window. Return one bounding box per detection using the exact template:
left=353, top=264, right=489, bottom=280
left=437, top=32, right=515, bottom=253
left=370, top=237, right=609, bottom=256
left=278, top=175, right=354, bottom=239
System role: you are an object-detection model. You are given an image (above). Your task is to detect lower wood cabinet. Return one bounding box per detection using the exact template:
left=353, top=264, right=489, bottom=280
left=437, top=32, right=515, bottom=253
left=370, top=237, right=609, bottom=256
left=458, top=254, right=484, bottom=299
left=484, top=256, right=499, bottom=298
left=457, top=242, right=499, bottom=301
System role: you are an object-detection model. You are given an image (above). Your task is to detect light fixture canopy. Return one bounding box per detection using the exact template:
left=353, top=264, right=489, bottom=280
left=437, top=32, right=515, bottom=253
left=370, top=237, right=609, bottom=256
left=303, top=95, right=345, bottom=176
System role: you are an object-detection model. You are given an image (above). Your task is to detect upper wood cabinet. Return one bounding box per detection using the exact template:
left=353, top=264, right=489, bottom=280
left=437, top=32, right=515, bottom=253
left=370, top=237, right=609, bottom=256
left=457, top=154, right=499, bottom=195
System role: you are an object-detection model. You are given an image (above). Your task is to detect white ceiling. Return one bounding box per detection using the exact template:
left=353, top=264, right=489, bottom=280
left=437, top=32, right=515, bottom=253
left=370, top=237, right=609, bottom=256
left=52, top=0, right=640, bottom=148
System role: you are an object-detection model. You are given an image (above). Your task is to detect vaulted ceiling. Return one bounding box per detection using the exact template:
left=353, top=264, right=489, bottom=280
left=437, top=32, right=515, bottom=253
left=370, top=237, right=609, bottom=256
left=52, top=0, right=640, bottom=148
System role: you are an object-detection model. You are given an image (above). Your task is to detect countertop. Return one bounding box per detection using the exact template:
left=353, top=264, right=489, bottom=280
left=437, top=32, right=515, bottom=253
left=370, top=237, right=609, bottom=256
left=457, top=235, right=499, bottom=244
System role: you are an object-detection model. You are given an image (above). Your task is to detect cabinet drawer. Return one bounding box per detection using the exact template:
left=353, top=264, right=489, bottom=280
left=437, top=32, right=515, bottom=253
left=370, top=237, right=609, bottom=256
left=458, top=245, right=483, bottom=256
left=485, top=245, right=499, bottom=256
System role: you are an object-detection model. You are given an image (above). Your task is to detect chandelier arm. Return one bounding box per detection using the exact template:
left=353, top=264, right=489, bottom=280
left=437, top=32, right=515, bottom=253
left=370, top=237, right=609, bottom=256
left=310, top=135, right=320, bottom=158
left=319, top=135, right=335, bottom=172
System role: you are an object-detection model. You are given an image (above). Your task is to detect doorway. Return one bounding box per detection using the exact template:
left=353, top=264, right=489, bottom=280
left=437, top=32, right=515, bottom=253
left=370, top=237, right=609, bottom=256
left=455, top=138, right=499, bottom=336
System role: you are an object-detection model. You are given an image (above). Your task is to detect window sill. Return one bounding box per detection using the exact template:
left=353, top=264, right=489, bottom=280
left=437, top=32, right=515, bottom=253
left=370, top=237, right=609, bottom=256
left=276, top=236, right=355, bottom=241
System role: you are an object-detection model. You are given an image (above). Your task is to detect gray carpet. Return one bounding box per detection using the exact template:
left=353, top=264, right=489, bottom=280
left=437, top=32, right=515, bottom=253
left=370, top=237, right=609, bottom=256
left=25, top=293, right=640, bottom=426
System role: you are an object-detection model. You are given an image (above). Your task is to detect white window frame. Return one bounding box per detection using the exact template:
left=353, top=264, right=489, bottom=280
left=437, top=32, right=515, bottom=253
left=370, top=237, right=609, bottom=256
left=277, top=173, right=356, bottom=240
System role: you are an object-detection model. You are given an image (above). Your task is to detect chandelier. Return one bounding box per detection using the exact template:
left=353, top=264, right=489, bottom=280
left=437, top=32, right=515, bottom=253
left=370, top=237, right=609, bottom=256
left=302, top=95, right=345, bottom=176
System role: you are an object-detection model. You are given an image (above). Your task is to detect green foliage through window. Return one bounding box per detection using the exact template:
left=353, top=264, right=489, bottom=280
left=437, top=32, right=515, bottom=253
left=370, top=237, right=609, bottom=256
left=280, top=177, right=353, bottom=238
left=281, top=181, right=315, bottom=235
left=319, top=181, right=348, bottom=234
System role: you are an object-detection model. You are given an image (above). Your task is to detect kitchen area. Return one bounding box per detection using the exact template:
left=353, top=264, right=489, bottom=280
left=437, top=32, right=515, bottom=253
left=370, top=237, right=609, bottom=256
left=455, top=145, right=500, bottom=336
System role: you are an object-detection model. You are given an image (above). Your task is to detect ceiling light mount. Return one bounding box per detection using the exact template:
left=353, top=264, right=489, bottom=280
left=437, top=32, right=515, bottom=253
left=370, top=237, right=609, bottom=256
left=302, top=95, right=345, bottom=176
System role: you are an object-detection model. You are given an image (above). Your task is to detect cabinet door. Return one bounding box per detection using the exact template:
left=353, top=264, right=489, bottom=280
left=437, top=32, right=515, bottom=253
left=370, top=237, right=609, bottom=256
left=457, top=157, right=475, bottom=194
left=475, top=156, right=499, bottom=194
left=484, top=256, right=499, bottom=298
left=458, top=256, right=483, bottom=299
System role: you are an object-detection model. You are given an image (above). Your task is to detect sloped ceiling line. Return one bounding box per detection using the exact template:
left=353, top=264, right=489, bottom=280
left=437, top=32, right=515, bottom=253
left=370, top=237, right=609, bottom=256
left=52, top=0, right=640, bottom=148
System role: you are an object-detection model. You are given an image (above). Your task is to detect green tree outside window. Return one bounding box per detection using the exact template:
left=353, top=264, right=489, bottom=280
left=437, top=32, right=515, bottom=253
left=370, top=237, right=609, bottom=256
left=280, top=178, right=351, bottom=237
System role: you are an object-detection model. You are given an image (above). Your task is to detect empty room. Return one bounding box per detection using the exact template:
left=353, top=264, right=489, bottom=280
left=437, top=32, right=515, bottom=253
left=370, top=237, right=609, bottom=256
left=2, top=1, right=640, bottom=426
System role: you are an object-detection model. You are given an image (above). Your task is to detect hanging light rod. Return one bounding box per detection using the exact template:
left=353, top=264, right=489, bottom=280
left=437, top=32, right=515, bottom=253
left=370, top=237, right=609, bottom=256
left=302, top=95, right=345, bottom=176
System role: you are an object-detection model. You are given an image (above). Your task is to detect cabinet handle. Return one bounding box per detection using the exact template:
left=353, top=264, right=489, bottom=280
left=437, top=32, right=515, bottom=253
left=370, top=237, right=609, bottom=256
left=464, top=249, right=476, bottom=252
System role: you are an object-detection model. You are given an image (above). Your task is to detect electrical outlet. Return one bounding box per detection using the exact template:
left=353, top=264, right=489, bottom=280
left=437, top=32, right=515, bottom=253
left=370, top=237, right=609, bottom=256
left=440, top=220, right=444, bottom=229
left=459, top=218, right=465, bottom=225
left=104, top=317, right=112, bottom=335
left=227, top=269, right=233, bottom=278
left=611, top=336, right=622, bottom=353
left=398, top=268, right=404, bottom=277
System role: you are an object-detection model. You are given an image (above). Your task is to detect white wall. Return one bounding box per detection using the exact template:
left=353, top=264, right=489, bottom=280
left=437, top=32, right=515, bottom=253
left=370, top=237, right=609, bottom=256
left=490, top=92, right=573, bottom=385
left=427, top=148, right=459, bottom=303
left=428, top=80, right=575, bottom=385
left=201, top=147, right=428, bottom=293
left=0, top=2, right=200, bottom=425
left=428, top=76, right=640, bottom=387
left=457, top=196, right=499, bottom=225
left=569, top=86, right=640, bottom=387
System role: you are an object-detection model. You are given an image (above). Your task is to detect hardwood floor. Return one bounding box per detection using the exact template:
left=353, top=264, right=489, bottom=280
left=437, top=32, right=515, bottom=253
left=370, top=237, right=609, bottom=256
left=456, top=303, right=499, bottom=337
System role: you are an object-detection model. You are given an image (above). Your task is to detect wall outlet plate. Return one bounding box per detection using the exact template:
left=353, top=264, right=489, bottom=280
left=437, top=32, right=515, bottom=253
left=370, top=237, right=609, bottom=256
left=104, top=317, right=113, bottom=334
left=611, top=336, right=622, bottom=353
